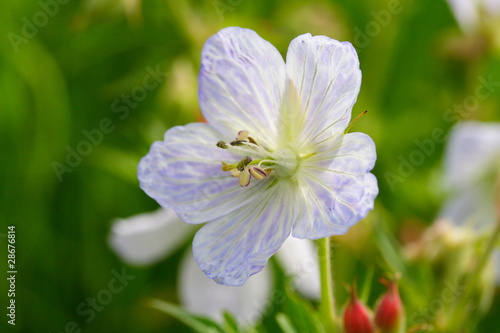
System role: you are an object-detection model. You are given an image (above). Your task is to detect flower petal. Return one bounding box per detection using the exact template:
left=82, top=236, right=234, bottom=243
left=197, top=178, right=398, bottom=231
left=138, top=123, right=270, bottom=224
left=285, top=34, right=361, bottom=150
left=444, top=121, right=500, bottom=190
left=439, top=184, right=497, bottom=231
left=108, top=208, right=193, bottom=265
left=199, top=27, right=286, bottom=149
left=275, top=237, right=320, bottom=300
left=292, top=133, right=377, bottom=239
left=179, top=249, right=273, bottom=325
left=192, top=181, right=299, bottom=286
left=446, top=0, right=480, bottom=33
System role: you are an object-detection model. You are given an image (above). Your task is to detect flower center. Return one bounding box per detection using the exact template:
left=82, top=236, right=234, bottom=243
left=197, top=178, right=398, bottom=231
left=270, top=147, right=299, bottom=179
left=216, top=130, right=307, bottom=187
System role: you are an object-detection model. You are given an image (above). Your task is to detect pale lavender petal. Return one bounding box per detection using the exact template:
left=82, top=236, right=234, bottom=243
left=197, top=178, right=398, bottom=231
left=179, top=249, right=273, bottom=325
left=484, top=0, right=500, bottom=17
left=138, top=123, right=270, bottom=224
left=276, top=237, right=320, bottom=300
left=193, top=181, right=299, bottom=286
left=444, top=121, right=500, bottom=190
left=292, top=133, right=377, bottom=239
left=439, top=184, right=497, bottom=231
left=108, top=208, right=193, bottom=265
left=285, top=34, right=361, bottom=150
left=446, top=0, right=479, bottom=33
left=199, top=27, right=285, bottom=150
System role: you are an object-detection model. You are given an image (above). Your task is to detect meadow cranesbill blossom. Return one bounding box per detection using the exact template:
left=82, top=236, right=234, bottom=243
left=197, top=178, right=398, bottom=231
left=109, top=208, right=320, bottom=324
left=439, top=121, right=500, bottom=230
left=439, top=121, right=500, bottom=283
left=138, top=27, right=377, bottom=286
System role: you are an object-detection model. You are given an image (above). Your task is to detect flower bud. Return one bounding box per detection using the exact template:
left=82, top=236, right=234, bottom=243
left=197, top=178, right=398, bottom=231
left=374, top=278, right=404, bottom=333
left=343, top=285, right=374, bottom=333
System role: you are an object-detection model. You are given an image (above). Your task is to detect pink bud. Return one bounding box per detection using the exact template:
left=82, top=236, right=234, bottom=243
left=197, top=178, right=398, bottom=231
left=343, top=286, right=374, bottom=333
left=374, top=278, right=404, bottom=333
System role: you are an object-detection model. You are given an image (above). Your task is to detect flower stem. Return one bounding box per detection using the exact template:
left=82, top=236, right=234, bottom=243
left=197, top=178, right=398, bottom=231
left=318, top=236, right=338, bottom=332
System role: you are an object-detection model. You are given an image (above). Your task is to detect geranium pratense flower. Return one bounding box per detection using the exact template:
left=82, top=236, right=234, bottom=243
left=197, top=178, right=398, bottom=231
left=439, top=121, right=500, bottom=229
left=138, top=27, right=378, bottom=286
left=439, top=121, right=500, bottom=284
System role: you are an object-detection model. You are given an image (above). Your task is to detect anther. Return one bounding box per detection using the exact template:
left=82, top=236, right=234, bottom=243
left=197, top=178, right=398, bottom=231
left=230, top=140, right=246, bottom=146
left=216, top=141, right=228, bottom=149
left=237, top=130, right=249, bottom=140
left=239, top=169, right=251, bottom=187
left=249, top=166, right=267, bottom=180
left=237, top=156, right=252, bottom=171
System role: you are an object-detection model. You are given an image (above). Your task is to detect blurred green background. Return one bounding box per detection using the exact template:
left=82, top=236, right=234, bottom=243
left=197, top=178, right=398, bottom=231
left=1, top=0, right=499, bottom=332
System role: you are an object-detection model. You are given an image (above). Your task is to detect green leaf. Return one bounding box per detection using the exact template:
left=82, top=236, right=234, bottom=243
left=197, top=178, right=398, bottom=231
left=148, top=298, right=225, bottom=333
left=359, top=265, right=375, bottom=303
left=281, top=287, right=326, bottom=333
left=276, top=313, right=298, bottom=333
left=223, top=311, right=240, bottom=333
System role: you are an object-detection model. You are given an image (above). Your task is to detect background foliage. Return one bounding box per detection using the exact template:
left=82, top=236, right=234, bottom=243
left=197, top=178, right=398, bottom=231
left=1, top=0, right=499, bottom=332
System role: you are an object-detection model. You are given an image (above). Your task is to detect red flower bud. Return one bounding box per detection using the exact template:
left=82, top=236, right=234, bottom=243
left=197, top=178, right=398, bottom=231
left=374, top=278, right=405, bottom=333
left=343, top=285, right=374, bottom=333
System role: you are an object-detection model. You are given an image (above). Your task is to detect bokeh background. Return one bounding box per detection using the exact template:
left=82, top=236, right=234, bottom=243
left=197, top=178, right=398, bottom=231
left=1, top=0, right=500, bottom=332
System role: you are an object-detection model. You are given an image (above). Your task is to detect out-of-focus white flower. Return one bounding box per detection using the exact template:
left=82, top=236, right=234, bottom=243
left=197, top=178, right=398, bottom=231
left=439, top=121, right=500, bottom=230
left=179, top=250, right=273, bottom=326
left=439, top=121, right=500, bottom=283
left=109, top=208, right=320, bottom=324
left=109, top=209, right=192, bottom=265
left=447, top=0, right=500, bottom=33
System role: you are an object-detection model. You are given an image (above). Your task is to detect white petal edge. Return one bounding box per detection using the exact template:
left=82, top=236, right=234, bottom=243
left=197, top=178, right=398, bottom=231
left=275, top=237, right=320, bottom=300
left=285, top=34, right=361, bottom=151
left=179, top=249, right=273, bottom=326
left=108, top=208, right=194, bottom=266
left=198, top=27, right=286, bottom=150
left=138, top=122, right=271, bottom=224
left=193, top=180, right=299, bottom=286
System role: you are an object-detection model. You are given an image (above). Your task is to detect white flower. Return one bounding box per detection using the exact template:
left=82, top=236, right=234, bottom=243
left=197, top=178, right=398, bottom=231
left=439, top=121, right=500, bottom=230
left=138, top=27, right=377, bottom=286
left=108, top=208, right=320, bottom=324
left=439, top=121, right=500, bottom=283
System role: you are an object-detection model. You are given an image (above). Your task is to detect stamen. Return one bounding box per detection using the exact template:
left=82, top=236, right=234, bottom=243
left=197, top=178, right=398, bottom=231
left=237, top=130, right=249, bottom=141
left=230, top=140, right=247, bottom=146
left=220, top=162, right=231, bottom=171
left=249, top=166, right=267, bottom=180
left=216, top=141, right=228, bottom=149
left=248, top=137, right=258, bottom=145
left=237, top=156, right=252, bottom=171
left=344, top=110, right=368, bottom=134
left=239, top=169, right=251, bottom=187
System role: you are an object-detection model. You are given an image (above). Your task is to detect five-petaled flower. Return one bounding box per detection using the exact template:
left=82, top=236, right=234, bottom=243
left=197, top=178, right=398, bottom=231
left=138, top=27, right=378, bottom=286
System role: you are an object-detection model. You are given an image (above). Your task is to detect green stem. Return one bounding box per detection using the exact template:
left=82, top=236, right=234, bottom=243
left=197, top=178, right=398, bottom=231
left=318, top=236, right=337, bottom=332
left=450, top=218, right=500, bottom=329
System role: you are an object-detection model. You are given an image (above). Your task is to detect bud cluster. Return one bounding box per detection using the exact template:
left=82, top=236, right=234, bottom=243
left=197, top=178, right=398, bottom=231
left=343, top=278, right=405, bottom=333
